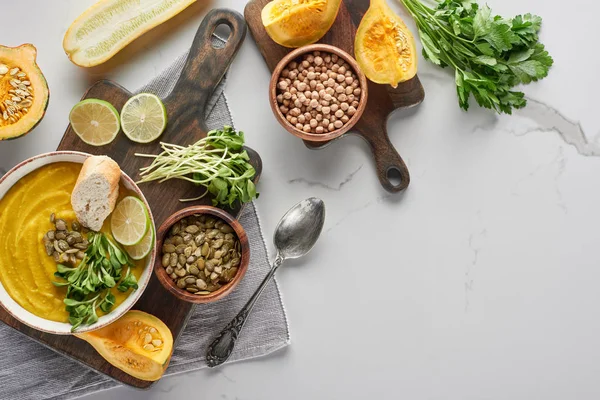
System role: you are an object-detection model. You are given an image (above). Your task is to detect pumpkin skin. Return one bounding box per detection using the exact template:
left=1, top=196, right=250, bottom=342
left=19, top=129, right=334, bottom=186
left=0, top=44, right=49, bottom=140
left=75, top=310, right=174, bottom=381
left=261, top=0, right=342, bottom=48
left=354, top=0, right=418, bottom=88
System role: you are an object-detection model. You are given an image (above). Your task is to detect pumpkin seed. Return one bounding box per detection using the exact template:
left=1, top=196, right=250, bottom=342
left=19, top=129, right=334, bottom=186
left=160, top=215, right=242, bottom=294
left=55, top=219, right=67, bottom=231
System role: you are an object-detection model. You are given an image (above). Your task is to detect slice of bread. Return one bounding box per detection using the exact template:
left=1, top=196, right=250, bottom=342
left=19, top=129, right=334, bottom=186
left=71, top=155, right=121, bottom=232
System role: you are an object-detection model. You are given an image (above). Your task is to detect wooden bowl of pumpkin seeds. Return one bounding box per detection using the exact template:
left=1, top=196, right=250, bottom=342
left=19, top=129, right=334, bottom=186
left=154, top=206, right=249, bottom=304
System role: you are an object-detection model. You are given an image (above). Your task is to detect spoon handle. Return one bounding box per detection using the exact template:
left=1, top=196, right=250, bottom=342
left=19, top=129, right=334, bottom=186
left=206, top=254, right=284, bottom=367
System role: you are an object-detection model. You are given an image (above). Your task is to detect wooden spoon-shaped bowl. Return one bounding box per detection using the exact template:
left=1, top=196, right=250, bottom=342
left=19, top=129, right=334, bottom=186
left=269, top=43, right=369, bottom=142
left=154, top=206, right=250, bottom=304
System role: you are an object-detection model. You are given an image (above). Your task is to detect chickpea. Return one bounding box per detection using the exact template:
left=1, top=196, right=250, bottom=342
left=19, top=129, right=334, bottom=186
left=303, top=124, right=311, bottom=133
left=301, top=69, right=308, bottom=76
left=320, top=73, right=328, bottom=81
left=331, top=64, right=339, bottom=72
left=290, top=87, right=297, bottom=95
left=324, top=55, right=331, bottom=64
left=307, top=71, right=316, bottom=80
left=330, top=104, right=339, bottom=112
left=334, top=120, right=343, bottom=129
left=276, top=94, right=283, bottom=103
left=296, top=123, right=303, bottom=130
left=278, top=81, right=288, bottom=90
left=345, top=76, right=353, bottom=85
left=306, top=54, right=314, bottom=63
left=328, top=123, right=335, bottom=131
left=286, top=114, right=292, bottom=122
left=335, top=85, right=344, bottom=94
left=337, top=74, right=345, bottom=83
left=297, top=82, right=307, bottom=91
left=325, top=87, right=335, bottom=96
left=294, top=99, right=302, bottom=108
left=309, top=80, right=317, bottom=89
left=315, top=113, right=323, bottom=121
left=338, top=94, right=348, bottom=102
left=316, top=83, right=325, bottom=91
left=316, top=126, right=324, bottom=134
left=311, top=91, right=320, bottom=100
left=331, top=54, right=338, bottom=62
left=340, top=102, right=349, bottom=111
left=314, top=56, right=323, bottom=66
left=290, top=116, right=298, bottom=125
left=302, top=60, right=310, bottom=68
left=326, top=78, right=335, bottom=87
left=351, top=101, right=359, bottom=108
left=345, top=86, right=353, bottom=95
left=347, top=106, right=356, bottom=116
left=338, top=66, right=346, bottom=74
left=322, top=106, right=331, bottom=115
left=310, top=99, right=319, bottom=108
left=354, top=88, right=361, bottom=96
left=341, top=115, right=349, bottom=123
left=310, top=119, right=318, bottom=128
left=283, top=92, right=292, bottom=100
left=334, top=109, right=344, bottom=118
left=282, top=99, right=290, bottom=106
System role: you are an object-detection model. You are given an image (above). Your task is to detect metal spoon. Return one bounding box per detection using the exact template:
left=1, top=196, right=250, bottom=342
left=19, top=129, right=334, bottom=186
left=206, top=197, right=326, bottom=367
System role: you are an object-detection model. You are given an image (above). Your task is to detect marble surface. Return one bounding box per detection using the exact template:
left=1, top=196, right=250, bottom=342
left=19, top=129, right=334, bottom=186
left=3, top=0, right=600, bottom=399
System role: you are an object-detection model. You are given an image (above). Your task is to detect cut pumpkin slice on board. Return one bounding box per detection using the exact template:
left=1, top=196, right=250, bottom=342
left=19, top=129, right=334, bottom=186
left=262, top=0, right=342, bottom=48
left=354, top=0, right=418, bottom=87
left=75, top=311, right=173, bottom=381
left=63, top=0, right=196, bottom=67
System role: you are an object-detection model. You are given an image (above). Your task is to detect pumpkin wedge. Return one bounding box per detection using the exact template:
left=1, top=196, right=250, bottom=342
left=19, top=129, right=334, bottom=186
left=354, top=0, right=417, bottom=87
left=0, top=44, right=49, bottom=140
left=75, top=311, right=173, bottom=381
left=262, top=0, right=342, bottom=48
left=63, top=0, right=196, bottom=67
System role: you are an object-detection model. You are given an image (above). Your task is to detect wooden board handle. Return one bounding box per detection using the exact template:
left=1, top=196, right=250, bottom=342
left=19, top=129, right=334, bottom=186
left=360, top=124, right=410, bottom=193
left=165, top=8, right=247, bottom=134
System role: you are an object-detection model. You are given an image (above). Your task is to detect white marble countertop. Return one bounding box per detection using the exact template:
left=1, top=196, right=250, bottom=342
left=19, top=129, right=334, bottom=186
left=3, top=0, right=600, bottom=399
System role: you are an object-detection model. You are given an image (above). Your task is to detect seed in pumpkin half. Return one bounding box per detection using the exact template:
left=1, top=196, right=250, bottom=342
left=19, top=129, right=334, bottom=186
left=354, top=0, right=417, bottom=87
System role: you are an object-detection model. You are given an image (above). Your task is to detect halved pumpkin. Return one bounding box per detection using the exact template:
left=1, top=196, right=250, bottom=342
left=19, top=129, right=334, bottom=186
left=75, top=310, right=174, bottom=381
left=0, top=44, right=49, bottom=140
left=262, top=0, right=342, bottom=48
left=354, top=0, right=417, bottom=88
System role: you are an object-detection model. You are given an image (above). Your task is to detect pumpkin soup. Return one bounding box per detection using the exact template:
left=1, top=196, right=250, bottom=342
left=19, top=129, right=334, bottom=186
left=0, top=162, right=145, bottom=322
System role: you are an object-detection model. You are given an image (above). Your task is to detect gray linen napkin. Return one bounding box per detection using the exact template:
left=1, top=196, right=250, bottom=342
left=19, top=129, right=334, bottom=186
left=0, top=38, right=290, bottom=400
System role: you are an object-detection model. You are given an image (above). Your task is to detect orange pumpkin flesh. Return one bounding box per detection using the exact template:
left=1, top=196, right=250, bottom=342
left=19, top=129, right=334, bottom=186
left=262, top=0, right=342, bottom=48
left=0, top=44, right=49, bottom=140
left=354, top=0, right=417, bottom=87
left=76, top=311, right=173, bottom=381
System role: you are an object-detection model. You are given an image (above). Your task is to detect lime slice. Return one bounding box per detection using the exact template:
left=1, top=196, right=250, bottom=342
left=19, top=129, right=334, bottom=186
left=111, top=196, right=149, bottom=246
left=69, top=99, right=120, bottom=146
left=124, top=221, right=155, bottom=260
left=120, top=93, right=167, bottom=143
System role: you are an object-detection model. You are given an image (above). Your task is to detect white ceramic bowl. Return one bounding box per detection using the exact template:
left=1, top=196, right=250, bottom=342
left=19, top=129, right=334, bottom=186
left=0, top=151, right=156, bottom=335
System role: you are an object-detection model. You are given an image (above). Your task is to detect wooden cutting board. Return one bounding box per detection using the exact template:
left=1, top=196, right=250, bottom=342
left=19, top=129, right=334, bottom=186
left=245, top=0, right=425, bottom=192
left=0, top=9, right=261, bottom=389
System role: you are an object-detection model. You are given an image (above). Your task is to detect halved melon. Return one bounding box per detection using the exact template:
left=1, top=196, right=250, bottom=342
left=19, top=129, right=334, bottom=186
left=354, top=0, right=417, bottom=87
left=0, top=44, right=49, bottom=140
left=75, top=310, right=173, bottom=381
left=262, top=0, right=342, bottom=48
left=63, top=0, right=196, bottom=67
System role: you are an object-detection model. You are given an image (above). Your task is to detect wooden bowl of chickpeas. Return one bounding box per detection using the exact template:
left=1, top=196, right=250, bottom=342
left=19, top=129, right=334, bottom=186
left=269, top=44, right=368, bottom=142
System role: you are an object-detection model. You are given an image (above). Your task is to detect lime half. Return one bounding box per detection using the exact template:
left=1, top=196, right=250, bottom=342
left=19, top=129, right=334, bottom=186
left=120, top=93, right=167, bottom=143
left=111, top=196, right=149, bottom=246
left=69, top=99, right=120, bottom=146
left=124, top=222, right=155, bottom=260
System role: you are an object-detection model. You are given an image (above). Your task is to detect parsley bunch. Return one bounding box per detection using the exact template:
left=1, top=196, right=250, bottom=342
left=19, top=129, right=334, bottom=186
left=53, top=232, right=138, bottom=331
left=400, top=0, right=553, bottom=114
left=136, top=126, right=258, bottom=207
